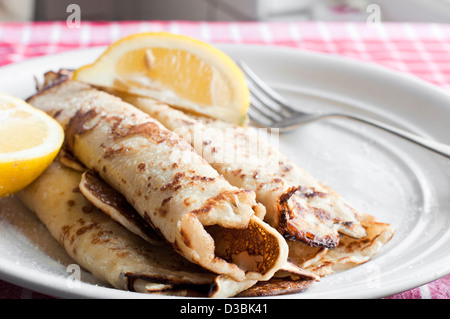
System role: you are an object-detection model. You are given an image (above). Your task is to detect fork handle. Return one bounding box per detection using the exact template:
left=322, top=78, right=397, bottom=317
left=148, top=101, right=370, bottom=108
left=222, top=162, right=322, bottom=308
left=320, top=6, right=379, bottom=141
left=283, top=113, right=450, bottom=160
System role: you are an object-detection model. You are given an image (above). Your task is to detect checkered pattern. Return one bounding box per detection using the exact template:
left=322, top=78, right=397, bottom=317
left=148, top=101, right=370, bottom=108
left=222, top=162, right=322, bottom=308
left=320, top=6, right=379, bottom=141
left=2, top=20, right=450, bottom=89
left=0, top=20, right=449, bottom=299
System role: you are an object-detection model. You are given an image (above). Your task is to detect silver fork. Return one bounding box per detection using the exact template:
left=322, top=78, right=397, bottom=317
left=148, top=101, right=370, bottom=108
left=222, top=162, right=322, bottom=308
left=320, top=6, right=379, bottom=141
left=238, top=61, right=450, bottom=160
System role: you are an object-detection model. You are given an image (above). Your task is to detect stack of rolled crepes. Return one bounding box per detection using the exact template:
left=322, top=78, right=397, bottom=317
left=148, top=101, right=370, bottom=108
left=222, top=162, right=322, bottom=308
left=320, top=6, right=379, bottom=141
left=18, top=71, right=394, bottom=297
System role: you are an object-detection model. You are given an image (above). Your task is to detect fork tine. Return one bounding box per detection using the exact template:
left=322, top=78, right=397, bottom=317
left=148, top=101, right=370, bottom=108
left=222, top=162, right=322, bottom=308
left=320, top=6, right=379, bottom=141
left=248, top=84, right=284, bottom=122
left=239, top=61, right=298, bottom=114
left=247, top=82, right=289, bottom=119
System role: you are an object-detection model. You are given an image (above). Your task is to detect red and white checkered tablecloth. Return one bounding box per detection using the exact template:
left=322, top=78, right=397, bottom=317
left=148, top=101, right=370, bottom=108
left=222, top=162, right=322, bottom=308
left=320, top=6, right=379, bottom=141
left=0, top=20, right=449, bottom=299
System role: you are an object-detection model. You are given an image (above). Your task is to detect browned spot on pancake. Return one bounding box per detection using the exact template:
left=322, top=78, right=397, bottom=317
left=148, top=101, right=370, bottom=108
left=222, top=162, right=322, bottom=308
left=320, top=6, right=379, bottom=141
left=297, top=186, right=328, bottom=199
left=161, top=196, right=172, bottom=206
left=191, top=175, right=215, bottom=182
left=190, top=206, right=212, bottom=215
left=278, top=186, right=299, bottom=206
left=82, top=204, right=95, bottom=214
left=91, top=229, right=114, bottom=245
left=53, top=109, right=62, bottom=118
left=231, top=168, right=242, bottom=176
left=67, top=200, right=75, bottom=207
left=184, top=198, right=192, bottom=207
left=136, top=163, right=146, bottom=172
left=313, top=208, right=332, bottom=221
left=111, top=120, right=175, bottom=145
left=60, top=224, right=72, bottom=244
left=256, top=183, right=267, bottom=191
left=181, top=119, right=195, bottom=126
left=190, top=190, right=251, bottom=216
left=280, top=186, right=328, bottom=203
left=72, top=186, right=81, bottom=193
left=76, top=222, right=97, bottom=236
left=280, top=164, right=293, bottom=173
left=113, top=250, right=131, bottom=258
left=161, top=172, right=185, bottom=191
left=180, top=228, right=192, bottom=248
left=107, top=116, right=124, bottom=138
left=158, top=208, right=168, bottom=217
left=65, top=109, right=100, bottom=150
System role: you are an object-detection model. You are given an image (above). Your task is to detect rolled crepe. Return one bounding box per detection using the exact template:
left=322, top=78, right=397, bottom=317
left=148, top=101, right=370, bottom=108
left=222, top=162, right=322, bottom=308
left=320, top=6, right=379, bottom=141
left=16, top=161, right=218, bottom=295
left=17, top=161, right=318, bottom=297
left=115, top=95, right=368, bottom=248
left=27, top=79, right=288, bottom=282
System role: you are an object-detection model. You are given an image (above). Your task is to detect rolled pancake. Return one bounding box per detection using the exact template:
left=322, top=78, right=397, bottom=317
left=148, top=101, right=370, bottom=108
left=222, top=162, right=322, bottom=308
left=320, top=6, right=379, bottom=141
left=116, top=95, right=367, bottom=248
left=27, top=80, right=288, bottom=282
left=17, top=161, right=317, bottom=297
left=16, top=161, right=218, bottom=294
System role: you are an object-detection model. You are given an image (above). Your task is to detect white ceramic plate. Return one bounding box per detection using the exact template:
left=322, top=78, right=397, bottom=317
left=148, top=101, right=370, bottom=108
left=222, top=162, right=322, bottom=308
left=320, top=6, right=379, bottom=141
left=0, top=45, right=449, bottom=299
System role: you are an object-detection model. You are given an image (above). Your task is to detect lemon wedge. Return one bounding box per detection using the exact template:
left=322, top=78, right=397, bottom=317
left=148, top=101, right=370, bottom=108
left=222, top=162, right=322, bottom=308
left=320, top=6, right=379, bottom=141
left=0, top=93, right=64, bottom=197
left=73, top=32, right=249, bottom=125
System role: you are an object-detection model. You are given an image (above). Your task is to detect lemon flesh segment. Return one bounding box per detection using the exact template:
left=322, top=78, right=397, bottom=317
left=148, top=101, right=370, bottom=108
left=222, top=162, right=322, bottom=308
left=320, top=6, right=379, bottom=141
left=116, top=48, right=217, bottom=106
left=73, top=32, right=249, bottom=125
left=0, top=94, right=64, bottom=197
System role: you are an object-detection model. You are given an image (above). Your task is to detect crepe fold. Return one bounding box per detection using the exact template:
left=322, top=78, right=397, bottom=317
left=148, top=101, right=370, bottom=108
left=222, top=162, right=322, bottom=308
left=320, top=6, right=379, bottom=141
left=17, top=161, right=317, bottom=297
left=288, top=213, right=395, bottom=276
left=115, top=95, right=369, bottom=249
left=27, top=80, right=288, bottom=282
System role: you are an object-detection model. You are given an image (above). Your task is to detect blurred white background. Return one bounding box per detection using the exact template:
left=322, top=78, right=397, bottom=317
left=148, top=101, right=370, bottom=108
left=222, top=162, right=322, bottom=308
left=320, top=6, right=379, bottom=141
left=1, top=0, right=450, bottom=22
